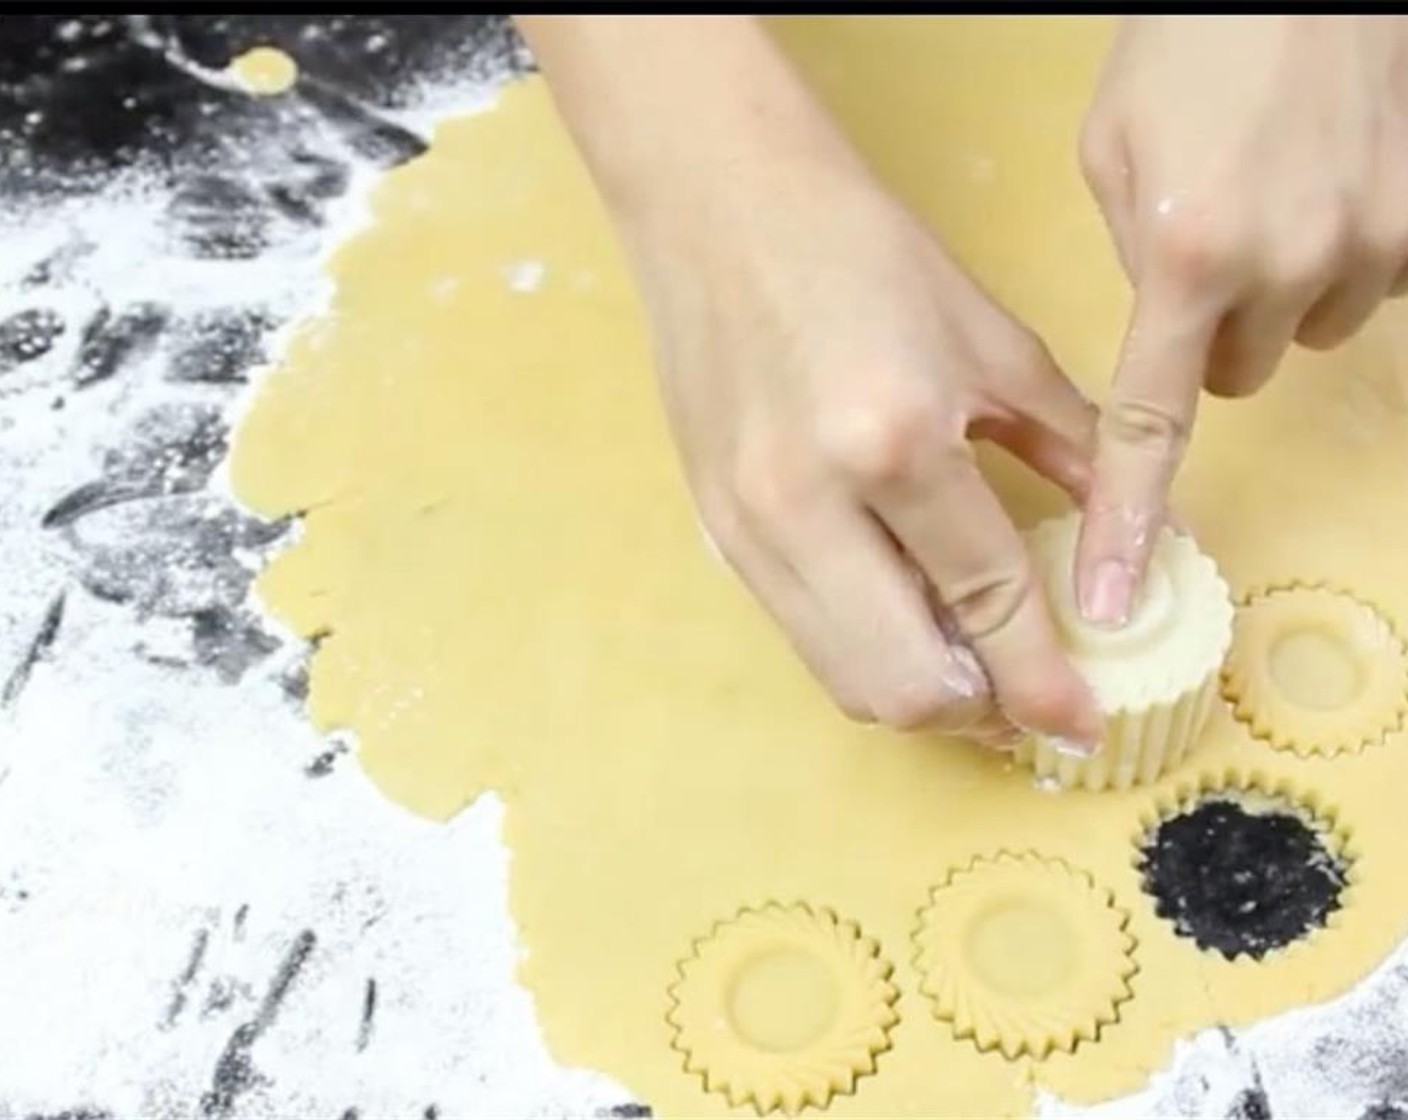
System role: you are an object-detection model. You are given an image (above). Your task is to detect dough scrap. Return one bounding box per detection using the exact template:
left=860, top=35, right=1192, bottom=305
left=1222, top=584, right=1408, bottom=757
left=667, top=903, right=899, bottom=1115
left=230, top=18, right=1408, bottom=1117
left=1016, top=512, right=1234, bottom=790
left=1139, top=791, right=1349, bottom=960
left=1134, top=768, right=1362, bottom=965
left=227, top=46, right=298, bottom=96
left=913, top=853, right=1135, bottom=1060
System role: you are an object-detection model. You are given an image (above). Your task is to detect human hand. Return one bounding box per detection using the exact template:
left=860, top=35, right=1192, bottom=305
left=520, top=15, right=1102, bottom=746
left=1077, top=15, right=1408, bottom=624
left=626, top=157, right=1102, bottom=745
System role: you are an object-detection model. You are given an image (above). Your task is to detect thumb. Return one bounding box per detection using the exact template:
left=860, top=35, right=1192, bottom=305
left=1076, top=285, right=1213, bottom=626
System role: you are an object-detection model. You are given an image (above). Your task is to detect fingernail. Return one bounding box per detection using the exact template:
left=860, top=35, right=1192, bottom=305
left=1080, top=559, right=1134, bottom=628
left=973, top=724, right=1026, bottom=752
left=945, top=642, right=990, bottom=698
left=1044, top=734, right=1102, bottom=759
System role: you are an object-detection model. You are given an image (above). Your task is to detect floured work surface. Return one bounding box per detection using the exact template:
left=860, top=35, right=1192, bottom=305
left=232, top=17, right=1408, bottom=1118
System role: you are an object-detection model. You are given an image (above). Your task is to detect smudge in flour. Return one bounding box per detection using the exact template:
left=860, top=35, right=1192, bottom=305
left=356, top=977, right=377, bottom=1052
left=200, top=929, right=317, bottom=1117
left=2, top=590, right=67, bottom=708
left=0, top=308, right=66, bottom=373
left=166, top=173, right=276, bottom=260
left=168, top=307, right=274, bottom=384
left=305, top=742, right=347, bottom=778
left=1225, top=1086, right=1272, bottom=1119
left=71, top=302, right=170, bottom=389
left=163, top=925, right=212, bottom=1029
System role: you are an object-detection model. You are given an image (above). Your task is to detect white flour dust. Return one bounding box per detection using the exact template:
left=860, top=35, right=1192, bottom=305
left=0, top=35, right=631, bottom=1120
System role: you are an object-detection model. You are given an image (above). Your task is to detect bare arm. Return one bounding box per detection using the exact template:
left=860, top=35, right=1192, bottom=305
left=514, top=17, right=861, bottom=227
left=513, top=16, right=1102, bottom=750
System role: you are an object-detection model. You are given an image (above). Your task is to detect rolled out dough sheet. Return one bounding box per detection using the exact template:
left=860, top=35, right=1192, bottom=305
left=231, top=16, right=1408, bottom=1118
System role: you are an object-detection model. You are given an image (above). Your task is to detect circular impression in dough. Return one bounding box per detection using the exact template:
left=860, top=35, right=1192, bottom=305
left=913, top=852, right=1136, bottom=1060
left=1015, top=512, right=1235, bottom=790
left=666, top=902, right=900, bottom=1115
left=1221, top=584, right=1408, bottom=757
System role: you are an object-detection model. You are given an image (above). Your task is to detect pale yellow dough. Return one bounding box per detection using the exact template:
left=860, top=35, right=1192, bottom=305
left=227, top=46, right=298, bottom=96
left=913, top=853, right=1136, bottom=1060
left=667, top=903, right=900, bottom=1114
left=231, top=17, right=1408, bottom=1119
left=1222, top=585, right=1408, bottom=758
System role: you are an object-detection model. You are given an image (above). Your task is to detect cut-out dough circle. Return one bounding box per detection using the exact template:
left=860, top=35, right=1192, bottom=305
left=913, top=853, right=1136, bottom=1060
left=667, top=903, right=899, bottom=1116
left=1222, top=585, right=1408, bottom=757
left=1138, top=789, right=1349, bottom=960
left=1134, top=769, right=1362, bottom=966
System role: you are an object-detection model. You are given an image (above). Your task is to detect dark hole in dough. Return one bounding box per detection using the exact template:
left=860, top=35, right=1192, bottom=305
left=1139, top=795, right=1347, bottom=960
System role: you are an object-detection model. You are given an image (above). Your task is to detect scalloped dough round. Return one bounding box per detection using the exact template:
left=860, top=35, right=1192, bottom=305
left=1222, top=586, right=1408, bottom=757
left=667, top=904, right=899, bottom=1115
left=914, top=854, right=1135, bottom=1060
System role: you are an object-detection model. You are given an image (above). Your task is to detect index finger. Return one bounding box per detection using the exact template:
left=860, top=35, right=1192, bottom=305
left=1076, top=282, right=1215, bottom=628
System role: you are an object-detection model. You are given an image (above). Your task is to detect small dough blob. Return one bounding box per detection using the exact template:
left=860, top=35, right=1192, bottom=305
left=228, top=46, right=298, bottom=96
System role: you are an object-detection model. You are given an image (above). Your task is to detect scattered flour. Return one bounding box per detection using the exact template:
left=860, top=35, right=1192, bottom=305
left=0, top=35, right=631, bottom=1120
left=502, top=258, right=547, bottom=295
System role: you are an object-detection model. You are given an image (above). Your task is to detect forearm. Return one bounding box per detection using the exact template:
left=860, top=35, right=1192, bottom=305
left=512, top=16, right=868, bottom=226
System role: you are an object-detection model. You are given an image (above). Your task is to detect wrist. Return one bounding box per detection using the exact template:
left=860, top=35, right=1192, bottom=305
left=518, top=16, right=872, bottom=246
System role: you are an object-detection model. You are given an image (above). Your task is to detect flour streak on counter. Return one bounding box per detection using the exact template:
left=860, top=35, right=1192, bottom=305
left=0, top=15, right=632, bottom=1118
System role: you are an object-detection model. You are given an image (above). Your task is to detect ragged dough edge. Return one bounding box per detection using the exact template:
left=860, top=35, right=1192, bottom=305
left=912, top=852, right=1137, bottom=1062
left=665, top=901, right=900, bottom=1116
left=1221, top=583, right=1408, bottom=759
left=1131, top=767, right=1362, bottom=966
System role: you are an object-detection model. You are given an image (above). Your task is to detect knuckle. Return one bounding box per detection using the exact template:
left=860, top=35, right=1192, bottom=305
left=1274, top=219, right=1347, bottom=289
left=1368, top=212, right=1408, bottom=266
left=1100, top=397, right=1190, bottom=456
left=730, top=436, right=812, bottom=522
left=1078, top=120, right=1119, bottom=191
left=1003, top=684, right=1081, bottom=739
left=986, top=326, right=1056, bottom=385
left=870, top=680, right=953, bottom=731
left=818, top=396, right=943, bottom=488
left=943, top=564, right=1032, bottom=642
left=695, top=485, right=748, bottom=557
left=1151, top=212, right=1240, bottom=284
